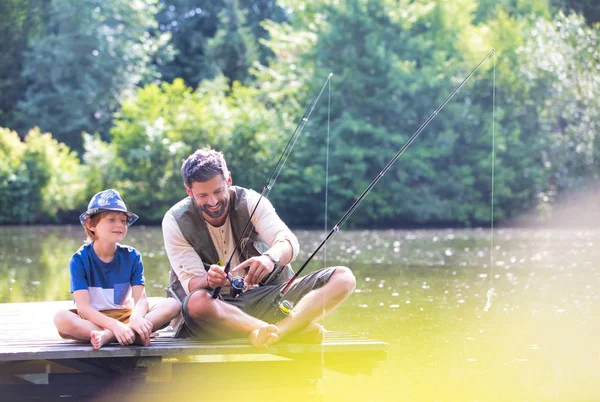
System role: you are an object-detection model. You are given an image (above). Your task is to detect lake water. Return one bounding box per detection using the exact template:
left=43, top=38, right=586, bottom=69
left=1, top=225, right=599, bottom=401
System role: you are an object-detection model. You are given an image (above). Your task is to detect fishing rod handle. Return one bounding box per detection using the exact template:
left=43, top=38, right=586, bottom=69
left=211, top=261, right=231, bottom=299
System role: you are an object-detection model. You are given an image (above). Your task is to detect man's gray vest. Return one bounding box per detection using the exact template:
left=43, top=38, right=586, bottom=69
left=166, top=186, right=294, bottom=301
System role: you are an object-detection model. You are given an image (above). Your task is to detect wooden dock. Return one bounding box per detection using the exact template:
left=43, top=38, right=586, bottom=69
left=0, top=300, right=388, bottom=401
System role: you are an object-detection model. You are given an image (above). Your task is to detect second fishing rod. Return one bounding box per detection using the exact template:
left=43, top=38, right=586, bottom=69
left=211, top=73, right=333, bottom=299
left=272, top=49, right=496, bottom=312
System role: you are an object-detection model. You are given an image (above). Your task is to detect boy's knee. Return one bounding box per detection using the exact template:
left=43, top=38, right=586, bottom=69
left=166, top=297, right=182, bottom=316
left=53, top=310, right=74, bottom=329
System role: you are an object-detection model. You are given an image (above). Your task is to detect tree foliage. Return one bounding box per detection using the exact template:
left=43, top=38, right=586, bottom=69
left=0, top=0, right=598, bottom=227
left=0, top=127, right=84, bottom=223
left=104, top=77, right=281, bottom=221
left=519, top=12, right=600, bottom=191
left=0, top=0, right=46, bottom=129
left=265, top=0, right=537, bottom=227
left=15, top=0, right=170, bottom=153
left=156, top=0, right=286, bottom=87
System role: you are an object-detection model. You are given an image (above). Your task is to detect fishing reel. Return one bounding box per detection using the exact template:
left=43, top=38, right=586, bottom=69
left=273, top=298, right=294, bottom=319
left=227, top=274, right=246, bottom=298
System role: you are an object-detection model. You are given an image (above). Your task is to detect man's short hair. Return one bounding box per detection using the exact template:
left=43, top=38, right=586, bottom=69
left=181, top=148, right=229, bottom=188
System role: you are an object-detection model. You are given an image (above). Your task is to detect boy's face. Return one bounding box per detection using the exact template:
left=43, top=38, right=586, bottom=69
left=186, top=174, right=232, bottom=226
left=89, top=211, right=129, bottom=243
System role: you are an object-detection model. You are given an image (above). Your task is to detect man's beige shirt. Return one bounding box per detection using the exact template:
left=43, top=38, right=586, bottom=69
left=162, top=188, right=299, bottom=295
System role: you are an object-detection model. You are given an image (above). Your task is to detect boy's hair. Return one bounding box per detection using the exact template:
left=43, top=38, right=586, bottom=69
left=181, top=147, right=229, bottom=188
left=84, top=211, right=108, bottom=243
left=83, top=211, right=126, bottom=243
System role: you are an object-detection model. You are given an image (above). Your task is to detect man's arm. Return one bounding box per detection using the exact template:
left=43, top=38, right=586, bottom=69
left=162, top=211, right=210, bottom=294
left=250, top=191, right=299, bottom=266
left=231, top=190, right=299, bottom=285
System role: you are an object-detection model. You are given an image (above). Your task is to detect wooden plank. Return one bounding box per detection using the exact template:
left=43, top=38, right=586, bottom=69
left=0, top=336, right=387, bottom=362
left=0, top=300, right=388, bottom=363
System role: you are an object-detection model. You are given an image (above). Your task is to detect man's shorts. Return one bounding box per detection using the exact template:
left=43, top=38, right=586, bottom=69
left=57, top=308, right=132, bottom=339
left=180, top=266, right=337, bottom=338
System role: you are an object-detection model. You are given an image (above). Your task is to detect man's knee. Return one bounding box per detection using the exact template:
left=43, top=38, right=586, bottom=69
left=330, top=266, right=356, bottom=294
left=186, top=290, right=217, bottom=321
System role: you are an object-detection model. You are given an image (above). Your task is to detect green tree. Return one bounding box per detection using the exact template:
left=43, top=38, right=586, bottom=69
left=262, top=0, right=556, bottom=227
left=0, top=0, right=47, bottom=129
left=80, top=133, right=123, bottom=200
left=205, top=0, right=260, bottom=85
left=0, top=127, right=84, bottom=223
left=0, top=127, right=29, bottom=223
left=107, top=77, right=280, bottom=222
left=24, top=128, right=86, bottom=220
left=263, top=0, right=490, bottom=226
left=16, top=0, right=170, bottom=153
left=519, top=12, right=600, bottom=193
left=552, top=0, right=600, bottom=24
left=156, top=0, right=287, bottom=87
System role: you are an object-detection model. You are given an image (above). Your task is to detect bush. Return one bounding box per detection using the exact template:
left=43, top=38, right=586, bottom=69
left=0, top=127, right=85, bottom=223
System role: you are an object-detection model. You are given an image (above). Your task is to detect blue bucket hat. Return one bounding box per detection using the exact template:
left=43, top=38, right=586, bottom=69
left=79, top=189, right=139, bottom=226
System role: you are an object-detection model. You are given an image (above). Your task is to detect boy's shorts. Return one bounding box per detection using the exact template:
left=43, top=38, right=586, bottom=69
left=58, top=308, right=132, bottom=339
left=180, top=266, right=337, bottom=338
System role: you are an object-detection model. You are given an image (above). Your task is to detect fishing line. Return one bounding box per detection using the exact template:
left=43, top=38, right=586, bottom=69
left=274, top=49, right=496, bottom=307
left=484, top=50, right=497, bottom=312
left=319, top=73, right=333, bottom=381
left=212, top=73, right=333, bottom=299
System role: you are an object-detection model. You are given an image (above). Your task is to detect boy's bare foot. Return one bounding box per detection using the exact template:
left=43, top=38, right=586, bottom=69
left=284, top=322, right=326, bottom=344
left=134, top=334, right=151, bottom=347
left=249, top=324, right=279, bottom=348
left=90, top=329, right=112, bottom=350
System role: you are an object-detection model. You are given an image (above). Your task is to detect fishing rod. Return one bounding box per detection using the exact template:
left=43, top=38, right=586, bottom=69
left=273, top=49, right=496, bottom=310
left=212, top=73, right=333, bottom=299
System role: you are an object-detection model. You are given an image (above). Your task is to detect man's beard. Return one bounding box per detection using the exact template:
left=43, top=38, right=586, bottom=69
left=200, top=199, right=228, bottom=219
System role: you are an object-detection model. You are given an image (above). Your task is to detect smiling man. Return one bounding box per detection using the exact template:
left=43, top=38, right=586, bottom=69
left=162, top=147, right=356, bottom=347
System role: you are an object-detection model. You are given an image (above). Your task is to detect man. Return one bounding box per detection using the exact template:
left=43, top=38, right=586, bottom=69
left=162, top=147, right=356, bottom=347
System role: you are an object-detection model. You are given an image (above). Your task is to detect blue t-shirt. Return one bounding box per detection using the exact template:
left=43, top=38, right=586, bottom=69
left=69, top=243, right=145, bottom=311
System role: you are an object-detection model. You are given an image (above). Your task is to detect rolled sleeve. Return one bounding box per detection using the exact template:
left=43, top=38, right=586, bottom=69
left=247, top=190, right=299, bottom=261
left=162, top=210, right=207, bottom=295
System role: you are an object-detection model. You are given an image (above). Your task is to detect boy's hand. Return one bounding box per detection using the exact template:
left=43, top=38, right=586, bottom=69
left=112, top=321, right=136, bottom=345
left=129, top=316, right=153, bottom=342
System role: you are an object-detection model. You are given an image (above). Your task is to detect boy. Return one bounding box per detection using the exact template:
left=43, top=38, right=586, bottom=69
left=54, top=189, right=181, bottom=349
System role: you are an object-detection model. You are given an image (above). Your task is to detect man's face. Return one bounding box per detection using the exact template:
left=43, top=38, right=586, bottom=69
left=186, top=174, right=231, bottom=224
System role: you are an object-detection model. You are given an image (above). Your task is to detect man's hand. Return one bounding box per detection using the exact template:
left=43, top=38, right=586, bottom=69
left=232, top=255, right=275, bottom=287
left=206, top=264, right=230, bottom=288
left=111, top=321, right=136, bottom=345
left=129, top=315, right=153, bottom=343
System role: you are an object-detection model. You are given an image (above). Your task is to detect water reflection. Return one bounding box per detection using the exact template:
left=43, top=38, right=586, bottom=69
left=1, top=226, right=599, bottom=400
left=0, top=225, right=174, bottom=302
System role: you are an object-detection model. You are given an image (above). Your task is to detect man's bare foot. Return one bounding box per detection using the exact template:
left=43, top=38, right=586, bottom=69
left=249, top=324, right=279, bottom=348
left=284, top=322, right=326, bottom=344
left=90, top=329, right=113, bottom=350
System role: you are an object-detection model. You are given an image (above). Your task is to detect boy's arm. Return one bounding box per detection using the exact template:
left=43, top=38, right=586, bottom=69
left=73, top=290, right=136, bottom=345
left=129, top=285, right=153, bottom=341
left=130, top=285, right=149, bottom=318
